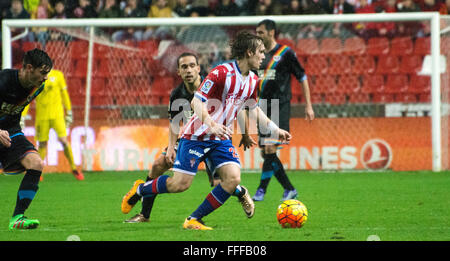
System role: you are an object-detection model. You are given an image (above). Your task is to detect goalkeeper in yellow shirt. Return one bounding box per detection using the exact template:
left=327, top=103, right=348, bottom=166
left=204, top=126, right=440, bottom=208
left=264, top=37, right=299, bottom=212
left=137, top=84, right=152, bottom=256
left=22, top=69, right=84, bottom=181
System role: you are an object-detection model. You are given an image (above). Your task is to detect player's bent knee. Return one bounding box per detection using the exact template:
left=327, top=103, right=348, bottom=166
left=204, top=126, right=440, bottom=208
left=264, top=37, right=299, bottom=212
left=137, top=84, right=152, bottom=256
left=21, top=153, right=44, bottom=171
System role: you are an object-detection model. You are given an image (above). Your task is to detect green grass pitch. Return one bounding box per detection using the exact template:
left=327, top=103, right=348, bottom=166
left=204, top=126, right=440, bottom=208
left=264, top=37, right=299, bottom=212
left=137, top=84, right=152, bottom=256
left=0, top=170, right=449, bottom=241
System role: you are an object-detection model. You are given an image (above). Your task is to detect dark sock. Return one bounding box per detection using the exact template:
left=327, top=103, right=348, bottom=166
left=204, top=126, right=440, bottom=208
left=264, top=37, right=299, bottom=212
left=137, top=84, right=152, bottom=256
left=272, top=156, right=295, bottom=191
left=140, top=176, right=156, bottom=219
left=13, top=169, right=41, bottom=217
left=258, top=153, right=277, bottom=191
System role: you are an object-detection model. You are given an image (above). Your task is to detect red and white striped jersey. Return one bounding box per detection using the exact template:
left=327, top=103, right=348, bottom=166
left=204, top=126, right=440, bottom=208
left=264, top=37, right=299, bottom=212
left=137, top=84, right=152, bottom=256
left=181, top=61, right=258, bottom=141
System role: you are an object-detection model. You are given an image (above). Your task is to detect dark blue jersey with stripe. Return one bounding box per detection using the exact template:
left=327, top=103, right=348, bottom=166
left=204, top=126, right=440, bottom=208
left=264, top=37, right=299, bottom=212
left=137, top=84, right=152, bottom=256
left=256, top=44, right=307, bottom=103
left=0, top=69, right=44, bottom=134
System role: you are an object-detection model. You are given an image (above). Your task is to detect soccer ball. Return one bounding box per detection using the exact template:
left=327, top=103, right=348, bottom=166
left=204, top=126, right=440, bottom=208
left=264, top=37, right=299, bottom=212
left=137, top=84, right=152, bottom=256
left=276, top=199, right=308, bottom=228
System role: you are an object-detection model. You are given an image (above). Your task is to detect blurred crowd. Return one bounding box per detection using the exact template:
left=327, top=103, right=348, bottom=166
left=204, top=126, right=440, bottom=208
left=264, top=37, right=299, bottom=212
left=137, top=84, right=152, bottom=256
left=1, top=0, right=449, bottom=23
left=1, top=0, right=449, bottom=63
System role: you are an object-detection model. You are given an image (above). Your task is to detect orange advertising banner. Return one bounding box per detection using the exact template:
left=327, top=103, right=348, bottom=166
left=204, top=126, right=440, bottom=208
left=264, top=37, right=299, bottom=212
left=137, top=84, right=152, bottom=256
left=16, top=117, right=432, bottom=173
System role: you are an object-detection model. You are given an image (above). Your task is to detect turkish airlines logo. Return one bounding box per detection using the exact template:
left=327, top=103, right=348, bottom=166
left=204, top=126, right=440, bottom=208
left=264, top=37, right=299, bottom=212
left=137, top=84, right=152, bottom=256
left=360, top=139, right=393, bottom=170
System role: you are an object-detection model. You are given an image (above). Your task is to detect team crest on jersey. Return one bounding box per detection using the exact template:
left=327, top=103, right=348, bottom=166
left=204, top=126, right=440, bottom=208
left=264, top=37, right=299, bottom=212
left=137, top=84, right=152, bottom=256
left=273, top=55, right=281, bottom=62
left=201, top=80, right=214, bottom=94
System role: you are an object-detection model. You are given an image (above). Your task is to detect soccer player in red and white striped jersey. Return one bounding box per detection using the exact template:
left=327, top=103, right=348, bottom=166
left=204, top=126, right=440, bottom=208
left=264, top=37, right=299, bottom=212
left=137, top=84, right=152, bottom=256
left=126, top=31, right=291, bottom=230
left=182, top=60, right=259, bottom=141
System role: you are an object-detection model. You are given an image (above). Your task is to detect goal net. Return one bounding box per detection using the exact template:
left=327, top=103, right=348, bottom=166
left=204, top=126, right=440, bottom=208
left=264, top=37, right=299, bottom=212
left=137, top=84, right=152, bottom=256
left=1, top=14, right=447, bottom=172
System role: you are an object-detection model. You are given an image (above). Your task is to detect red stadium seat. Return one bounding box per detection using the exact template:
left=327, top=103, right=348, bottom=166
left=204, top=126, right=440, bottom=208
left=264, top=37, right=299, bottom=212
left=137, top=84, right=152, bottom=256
left=390, top=37, right=413, bottom=56
left=351, top=55, right=376, bottom=75
left=108, top=76, right=128, bottom=96
left=138, top=39, right=160, bottom=57
left=367, top=37, right=390, bottom=56
left=52, top=57, right=74, bottom=76
left=94, top=58, right=122, bottom=78
left=91, top=95, right=113, bottom=106
left=372, top=93, right=394, bottom=103
left=348, top=92, right=370, bottom=103
left=328, top=56, right=351, bottom=75
left=305, top=55, right=328, bottom=75
left=413, top=37, right=430, bottom=56
left=385, top=74, right=409, bottom=94
left=296, top=38, right=319, bottom=57
left=119, top=59, right=145, bottom=77
left=45, top=41, right=66, bottom=59
left=66, top=77, right=85, bottom=96
left=94, top=43, right=111, bottom=59
left=278, top=38, right=295, bottom=49
left=319, top=38, right=342, bottom=56
left=22, top=41, right=42, bottom=52
left=313, top=75, right=337, bottom=94
left=343, top=37, right=366, bottom=56
left=90, top=77, right=106, bottom=96
left=309, top=93, right=323, bottom=104
left=395, top=93, right=417, bottom=103
left=69, top=41, right=89, bottom=59
left=325, top=93, right=346, bottom=105
left=151, top=76, right=174, bottom=96
left=419, top=93, right=431, bottom=103
left=336, top=74, right=361, bottom=94
left=399, top=55, right=423, bottom=74
left=441, top=37, right=450, bottom=55
left=376, top=55, right=399, bottom=74
left=409, top=75, right=431, bottom=94
left=291, top=76, right=302, bottom=96
left=361, top=74, right=385, bottom=94
left=73, top=58, right=87, bottom=78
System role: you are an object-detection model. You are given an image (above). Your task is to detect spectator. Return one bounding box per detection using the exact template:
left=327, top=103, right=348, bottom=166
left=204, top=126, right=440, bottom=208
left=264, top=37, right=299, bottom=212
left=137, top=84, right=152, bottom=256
left=353, top=0, right=377, bottom=39
left=420, top=0, right=447, bottom=14
left=283, top=0, right=302, bottom=14
left=254, top=0, right=283, bottom=15
left=49, top=1, right=72, bottom=42
left=215, top=0, right=241, bottom=16
left=71, top=0, right=98, bottom=18
left=111, top=0, right=147, bottom=42
left=173, top=0, right=193, bottom=17
left=52, top=0, right=67, bottom=18
left=191, top=0, right=212, bottom=16
left=397, top=0, right=422, bottom=12
left=33, top=0, right=53, bottom=48
left=144, top=0, right=175, bottom=40
left=23, top=0, right=41, bottom=16
left=396, top=0, right=424, bottom=36
left=372, top=0, right=397, bottom=38
left=5, top=0, right=31, bottom=20
left=98, top=0, right=120, bottom=17
left=5, top=0, right=32, bottom=41
left=445, top=0, right=450, bottom=13
left=98, top=0, right=120, bottom=36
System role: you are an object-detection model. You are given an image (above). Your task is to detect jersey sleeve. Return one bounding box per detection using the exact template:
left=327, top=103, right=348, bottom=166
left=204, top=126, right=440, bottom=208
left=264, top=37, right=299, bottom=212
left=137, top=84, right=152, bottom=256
left=286, top=48, right=307, bottom=83
left=194, top=66, right=226, bottom=102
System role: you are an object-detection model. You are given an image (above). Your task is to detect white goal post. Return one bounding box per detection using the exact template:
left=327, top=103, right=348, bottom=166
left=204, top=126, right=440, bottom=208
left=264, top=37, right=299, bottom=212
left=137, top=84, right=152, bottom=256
left=1, top=13, right=445, bottom=172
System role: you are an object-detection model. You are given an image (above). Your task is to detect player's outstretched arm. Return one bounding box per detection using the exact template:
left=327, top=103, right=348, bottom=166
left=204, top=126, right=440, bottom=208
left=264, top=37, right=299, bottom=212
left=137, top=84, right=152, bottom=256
left=250, top=106, right=292, bottom=143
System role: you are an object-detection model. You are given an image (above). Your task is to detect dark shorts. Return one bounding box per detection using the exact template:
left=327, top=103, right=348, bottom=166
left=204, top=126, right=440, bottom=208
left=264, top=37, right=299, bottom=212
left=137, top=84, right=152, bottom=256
left=258, top=101, right=290, bottom=147
left=0, top=133, right=37, bottom=175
